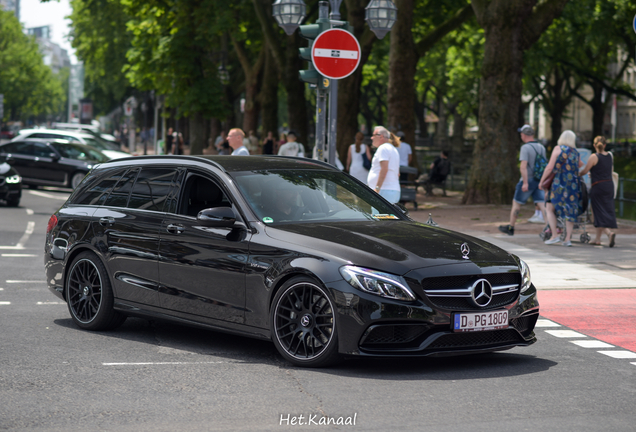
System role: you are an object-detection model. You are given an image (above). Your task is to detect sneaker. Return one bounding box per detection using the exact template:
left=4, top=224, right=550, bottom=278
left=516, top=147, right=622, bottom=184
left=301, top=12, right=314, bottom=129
left=527, top=214, right=545, bottom=224
left=498, top=225, right=514, bottom=236
left=562, top=241, right=572, bottom=247
left=544, top=237, right=560, bottom=245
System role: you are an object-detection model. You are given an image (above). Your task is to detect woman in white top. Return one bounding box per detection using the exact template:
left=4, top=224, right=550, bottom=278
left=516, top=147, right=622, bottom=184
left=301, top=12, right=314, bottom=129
left=367, top=126, right=401, bottom=203
left=346, top=131, right=372, bottom=183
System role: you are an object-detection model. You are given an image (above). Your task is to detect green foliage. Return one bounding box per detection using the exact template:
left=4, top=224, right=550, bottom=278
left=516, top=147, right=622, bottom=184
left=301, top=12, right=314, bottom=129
left=0, top=9, right=64, bottom=121
left=69, top=0, right=133, bottom=114
left=122, top=0, right=229, bottom=119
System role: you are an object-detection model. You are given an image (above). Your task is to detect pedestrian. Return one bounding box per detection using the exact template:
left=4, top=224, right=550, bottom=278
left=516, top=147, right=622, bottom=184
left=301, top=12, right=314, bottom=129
left=579, top=136, right=617, bottom=247
left=421, top=150, right=451, bottom=196
left=346, top=131, right=372, bottom=183
left=528, top=203, right=545, bottom=224
left=214, top=131, right=226, bottom=152
left=228, top=128, right=250, bottom=155
left=396, top=131, right=412, bottom=182
left=367, top=126, right=400, bottom=203
left=247, top=130, right=259, bottom=154
left=498, top=124, right=547, bottom=236
left=540, top=130, right=583, bottom=247
left=278, top=132, right=287, bottom=154
left=171, top=131, right=184, bottom=155
left=262, top=131, right=275, bottom=155
left=165, top=127, right=174, bottom=155
left=278, top=131, right=305, bottom=157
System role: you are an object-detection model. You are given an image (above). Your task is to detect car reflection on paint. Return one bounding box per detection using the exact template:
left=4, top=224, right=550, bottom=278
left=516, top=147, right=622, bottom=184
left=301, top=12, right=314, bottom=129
left=44, top=155, right=539, bottom=367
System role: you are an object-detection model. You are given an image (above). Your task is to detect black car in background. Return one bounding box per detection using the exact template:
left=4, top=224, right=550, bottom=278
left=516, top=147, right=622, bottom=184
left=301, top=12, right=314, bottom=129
left=0, top=139, right=110, bottom=189
left=44, top=156, right=539, bottom=367
left=0, top=155, right=22, bottom=206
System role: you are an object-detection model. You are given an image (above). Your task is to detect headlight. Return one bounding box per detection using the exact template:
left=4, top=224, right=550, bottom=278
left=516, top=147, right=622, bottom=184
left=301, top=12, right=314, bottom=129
left=339, top=265, right=416, bottom=301
left=519, top=258, right=532, bottom=293
left=6, top=174, right=21, bottom=184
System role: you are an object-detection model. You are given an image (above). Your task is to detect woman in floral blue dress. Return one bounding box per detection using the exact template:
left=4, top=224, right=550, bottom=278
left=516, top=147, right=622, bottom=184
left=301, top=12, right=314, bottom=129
left=539, top=130, right=583, bottom=247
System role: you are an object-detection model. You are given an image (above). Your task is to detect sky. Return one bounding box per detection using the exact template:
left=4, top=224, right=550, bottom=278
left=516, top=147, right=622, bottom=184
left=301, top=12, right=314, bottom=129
left=20, top=0, right=77, bottom=63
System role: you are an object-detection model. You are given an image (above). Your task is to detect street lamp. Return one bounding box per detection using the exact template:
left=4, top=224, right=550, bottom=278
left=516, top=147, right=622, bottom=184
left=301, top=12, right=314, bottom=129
left=272, top=0, right=306, bottom=36
left=365, top=0, right=397, bottom=40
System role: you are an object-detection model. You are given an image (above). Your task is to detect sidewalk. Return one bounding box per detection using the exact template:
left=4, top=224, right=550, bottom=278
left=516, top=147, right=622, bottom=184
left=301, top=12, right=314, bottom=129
left=406, top=188, right=636, bottom=290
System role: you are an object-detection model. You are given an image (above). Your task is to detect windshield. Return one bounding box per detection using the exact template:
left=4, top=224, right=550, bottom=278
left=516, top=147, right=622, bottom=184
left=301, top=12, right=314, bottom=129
left=232, top=169, right=404, bottom=224
left=83, top=132, right=120, bottom=151
left=51, top=143, right=109, bottom=163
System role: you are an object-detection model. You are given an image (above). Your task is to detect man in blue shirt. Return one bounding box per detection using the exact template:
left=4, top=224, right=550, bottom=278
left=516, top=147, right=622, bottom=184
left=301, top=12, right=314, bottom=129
left=228, top=128, right=250, bottom=156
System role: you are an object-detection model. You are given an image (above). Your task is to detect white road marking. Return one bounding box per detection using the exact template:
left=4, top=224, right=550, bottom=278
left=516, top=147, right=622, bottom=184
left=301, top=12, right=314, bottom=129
left=2, top=254, right=37, bottom=257
left=0, top=221, right=35, bottom=250
left=26, top=209, right=34, bottom=215
left=597, top=351, right=636, bottom=359
left=545, top=330, right=587, bottom=338
left=535, top=319, right=561, bottom=327
left=102, top=361, right=228, bottom=366
left=571, top=340, right=614, bottom=348
left=6, top=280, right=46, bottom=283
left=37, top=301, right=64, bottom=305
left=28, top=190, right=68, bottom=200
left=631, top=362, right=636, bottom=367
left=0, top=302, right=11, bottom=305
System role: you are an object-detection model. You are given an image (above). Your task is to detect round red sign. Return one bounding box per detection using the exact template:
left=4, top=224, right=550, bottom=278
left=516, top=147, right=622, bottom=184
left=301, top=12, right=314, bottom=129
left=311, top=29, right=361, bottom=80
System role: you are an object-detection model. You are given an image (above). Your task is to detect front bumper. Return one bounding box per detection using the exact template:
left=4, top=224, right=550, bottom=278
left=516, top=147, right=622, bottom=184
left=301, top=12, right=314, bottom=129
left=328, top=280, right=539, bottom=357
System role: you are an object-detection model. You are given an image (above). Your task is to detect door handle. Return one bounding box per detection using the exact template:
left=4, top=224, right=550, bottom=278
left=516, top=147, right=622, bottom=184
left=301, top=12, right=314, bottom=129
left=166, top=224, right=185, bottom=234
left=99, top=217, right=115, bottom=227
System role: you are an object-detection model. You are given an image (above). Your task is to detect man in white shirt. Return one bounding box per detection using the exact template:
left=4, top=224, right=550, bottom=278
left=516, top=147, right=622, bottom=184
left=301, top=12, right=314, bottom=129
left=367, top=126, right=401, bottom=203
left=228, top=128, right=250, bottom=156
left=278, top=131, right=305, bottom=157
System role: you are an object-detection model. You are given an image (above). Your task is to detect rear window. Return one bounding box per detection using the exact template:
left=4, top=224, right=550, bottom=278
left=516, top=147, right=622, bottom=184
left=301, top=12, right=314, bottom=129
left=127, top=168, right=176, bottom=211
left=71, top=168, right=127, bottom=206
left=104, top=168, right=139, bottom=208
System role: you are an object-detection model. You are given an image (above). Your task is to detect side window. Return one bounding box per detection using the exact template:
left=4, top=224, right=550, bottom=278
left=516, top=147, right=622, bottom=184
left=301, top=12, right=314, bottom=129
left=3, top=142, right=34, bottom=155
left=72, top=169, right=126, bottom=206
left=33, top=143, right=52, bottom=157
left=104, top=168, right=139, bottom=208
left=127, top=168, right=176, bottom=211
left=178, top=174, right=229, bottom=217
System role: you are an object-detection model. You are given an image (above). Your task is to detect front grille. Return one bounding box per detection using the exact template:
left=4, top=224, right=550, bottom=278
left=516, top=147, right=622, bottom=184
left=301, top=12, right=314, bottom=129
left=361, top=324, right=429, bottom=346
left=427, top=329, right=524, bottom=349
left=421, top=273, right=520, bottom=311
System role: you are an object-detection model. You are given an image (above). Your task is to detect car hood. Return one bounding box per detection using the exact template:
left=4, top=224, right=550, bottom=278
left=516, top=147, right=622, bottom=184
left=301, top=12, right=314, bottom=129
left=265, top=220, right=516, bottom=273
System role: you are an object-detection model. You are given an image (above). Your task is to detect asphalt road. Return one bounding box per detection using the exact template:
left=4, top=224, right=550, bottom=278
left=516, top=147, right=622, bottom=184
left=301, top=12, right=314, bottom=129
left=1, top=189, right=635, bottom=431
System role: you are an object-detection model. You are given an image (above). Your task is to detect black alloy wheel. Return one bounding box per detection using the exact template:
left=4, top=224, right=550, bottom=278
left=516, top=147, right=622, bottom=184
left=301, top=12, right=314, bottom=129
left=271, top=277, right=340, bottom=367
left=66, top=251, right=125, bottom=330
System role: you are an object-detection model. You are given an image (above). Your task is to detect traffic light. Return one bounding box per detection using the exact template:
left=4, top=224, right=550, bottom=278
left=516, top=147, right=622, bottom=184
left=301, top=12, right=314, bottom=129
left=298, top=18, right=330, bottom=85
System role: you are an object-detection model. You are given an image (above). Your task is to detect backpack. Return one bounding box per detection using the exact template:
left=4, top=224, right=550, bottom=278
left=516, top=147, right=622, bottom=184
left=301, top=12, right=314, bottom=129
left=532, top=144, right=547, bottom=181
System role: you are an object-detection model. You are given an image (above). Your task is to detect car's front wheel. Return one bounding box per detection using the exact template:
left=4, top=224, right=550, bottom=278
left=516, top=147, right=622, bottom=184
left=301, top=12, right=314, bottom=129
left=66, top=251, right=126, bottom=331
left=271, top=277, right=341, bottom=367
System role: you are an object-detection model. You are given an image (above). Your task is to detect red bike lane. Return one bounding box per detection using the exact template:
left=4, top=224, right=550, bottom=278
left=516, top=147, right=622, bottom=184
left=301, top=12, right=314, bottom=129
left=538, top=289, right=636, bottom=352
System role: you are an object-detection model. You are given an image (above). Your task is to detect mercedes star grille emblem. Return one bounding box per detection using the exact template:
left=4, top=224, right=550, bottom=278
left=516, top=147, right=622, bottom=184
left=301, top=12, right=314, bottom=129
left=460, top=243, right=470, bottom=259
left=471, top=279, right=493, bottom=307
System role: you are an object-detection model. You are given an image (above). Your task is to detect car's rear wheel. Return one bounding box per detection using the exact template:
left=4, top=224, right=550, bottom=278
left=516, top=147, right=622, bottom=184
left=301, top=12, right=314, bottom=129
left=271, top=277, right=341, bottom=367
left=70, top=172, right=86, bottom=189
left=66, top=251, right=126, bottom=331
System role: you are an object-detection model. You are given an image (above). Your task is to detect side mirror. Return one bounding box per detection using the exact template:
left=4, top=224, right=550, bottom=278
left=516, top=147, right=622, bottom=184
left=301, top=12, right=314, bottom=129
left=50, top=152, right=60, bottom=162
left=197, top=207, right=238, bottom=228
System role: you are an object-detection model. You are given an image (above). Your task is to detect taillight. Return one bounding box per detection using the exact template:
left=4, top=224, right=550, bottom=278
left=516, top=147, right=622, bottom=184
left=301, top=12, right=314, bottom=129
left=47, top=215, right=58, bottom=236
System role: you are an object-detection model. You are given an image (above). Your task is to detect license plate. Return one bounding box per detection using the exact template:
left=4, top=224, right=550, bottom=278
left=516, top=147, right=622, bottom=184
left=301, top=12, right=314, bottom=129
left=452, top=310, right=509, bottom=332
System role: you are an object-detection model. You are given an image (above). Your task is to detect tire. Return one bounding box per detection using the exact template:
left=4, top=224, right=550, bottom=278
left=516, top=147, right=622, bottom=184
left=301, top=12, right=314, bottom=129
left=70, top=172, right=87, bottom=189
left=66, top=251, right=126, bottom=331
left=271, top=277, right=341, bottom=367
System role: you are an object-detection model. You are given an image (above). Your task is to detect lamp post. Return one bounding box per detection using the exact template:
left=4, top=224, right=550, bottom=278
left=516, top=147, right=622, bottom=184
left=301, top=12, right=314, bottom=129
left=273, top=0, right=397, bottom=167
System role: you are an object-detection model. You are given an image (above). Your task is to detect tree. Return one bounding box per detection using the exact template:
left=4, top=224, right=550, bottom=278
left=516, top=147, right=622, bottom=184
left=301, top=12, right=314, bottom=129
left=0, top=10, right=64, bottom=122
left=463, top=0, right=569, bottom=205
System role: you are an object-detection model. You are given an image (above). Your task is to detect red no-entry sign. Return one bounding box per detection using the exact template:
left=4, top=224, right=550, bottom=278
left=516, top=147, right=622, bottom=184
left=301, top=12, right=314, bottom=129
left=311, top=29, right=361, bottom=80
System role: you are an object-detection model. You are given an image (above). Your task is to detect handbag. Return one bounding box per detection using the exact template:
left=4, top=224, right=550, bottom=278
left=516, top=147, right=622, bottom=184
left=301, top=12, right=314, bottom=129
left=539, top=171, right=554, bottom=191
left=609, top=151, right=619, bottom=199
left=361, top=148, right=372, bottom=170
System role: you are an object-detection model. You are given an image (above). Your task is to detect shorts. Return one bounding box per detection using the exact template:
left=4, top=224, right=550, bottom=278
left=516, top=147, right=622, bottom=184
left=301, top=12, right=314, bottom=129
left=513, top=178, right=545, bottom=205
left=379, top=189, right=401, bottom=204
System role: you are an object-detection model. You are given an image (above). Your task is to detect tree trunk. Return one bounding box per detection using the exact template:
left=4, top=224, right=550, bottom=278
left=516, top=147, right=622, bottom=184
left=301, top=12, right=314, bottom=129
left=188, top=112, right=208, bottom=155
left=463, top=0, right=568, bottom=204
left=387, top=0, right=417, bottom=148
left=260, top=46, right=279, bottom=138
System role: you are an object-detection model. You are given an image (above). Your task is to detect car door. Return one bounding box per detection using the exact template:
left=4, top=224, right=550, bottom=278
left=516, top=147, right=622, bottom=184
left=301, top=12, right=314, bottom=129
left=92, top=167, right=175, bottom=307
left=0, top=142, right=36, bottom=180
left=158, top=171, right=251, bottom=323
left=31, top=142, right=67, bottom=185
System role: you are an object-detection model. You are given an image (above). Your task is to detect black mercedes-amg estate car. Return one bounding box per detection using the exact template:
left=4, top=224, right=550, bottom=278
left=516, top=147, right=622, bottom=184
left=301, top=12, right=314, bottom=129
left=45, top=155, right=539, bottom=367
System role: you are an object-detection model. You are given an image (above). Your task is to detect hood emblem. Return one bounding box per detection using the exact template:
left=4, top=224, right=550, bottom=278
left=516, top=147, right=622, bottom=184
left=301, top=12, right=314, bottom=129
left=460, top=243, right=470, bottom=259
left=471, top=278, right=493, bottom=307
